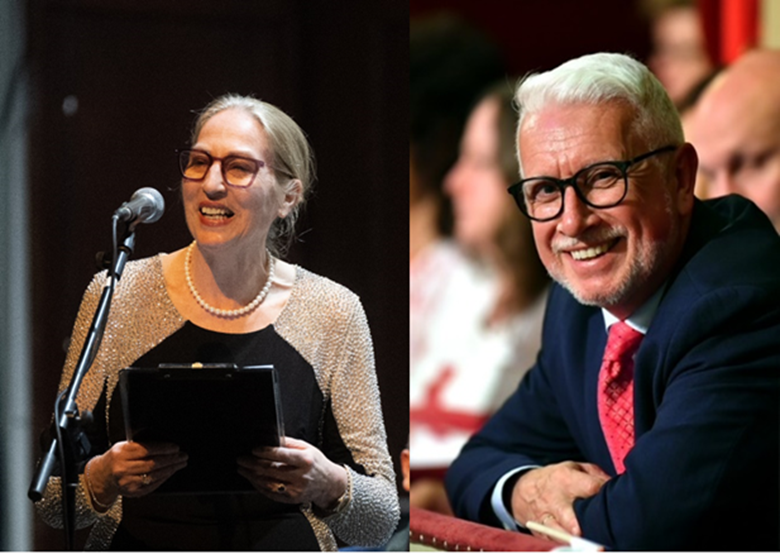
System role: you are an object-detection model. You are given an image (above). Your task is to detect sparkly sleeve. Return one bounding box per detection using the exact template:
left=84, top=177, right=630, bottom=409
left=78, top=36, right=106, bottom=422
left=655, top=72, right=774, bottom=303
left=315, top=293, right=400, bottom=547
left=275, top=269, right=401, bottom=548
left=34, top=272, right=114, bottom=530
left=34, top=256, right=183, bottom=540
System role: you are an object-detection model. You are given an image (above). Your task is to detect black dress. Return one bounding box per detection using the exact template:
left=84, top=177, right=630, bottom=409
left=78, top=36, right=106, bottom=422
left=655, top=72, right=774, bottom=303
left=100, top=323, right=358, bottom=551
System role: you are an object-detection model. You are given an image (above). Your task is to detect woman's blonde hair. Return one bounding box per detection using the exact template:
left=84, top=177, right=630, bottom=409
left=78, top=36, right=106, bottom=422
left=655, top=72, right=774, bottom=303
left=191, top=93, right=316, bottom=256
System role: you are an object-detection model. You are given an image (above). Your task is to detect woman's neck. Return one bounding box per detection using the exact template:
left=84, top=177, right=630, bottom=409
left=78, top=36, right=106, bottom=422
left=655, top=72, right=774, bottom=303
left=191, top=241, right=272, bottom=307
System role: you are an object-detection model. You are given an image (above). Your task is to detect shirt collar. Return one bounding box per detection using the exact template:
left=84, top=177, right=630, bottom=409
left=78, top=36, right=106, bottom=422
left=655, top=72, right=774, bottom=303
left=601, top=284, right=666, bottom=335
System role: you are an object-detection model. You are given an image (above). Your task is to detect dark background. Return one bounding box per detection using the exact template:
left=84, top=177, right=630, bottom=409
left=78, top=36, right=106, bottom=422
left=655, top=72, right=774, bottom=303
left=411, top=0, right=653, bottom=82
left=25, top=0, right=407, bottom=549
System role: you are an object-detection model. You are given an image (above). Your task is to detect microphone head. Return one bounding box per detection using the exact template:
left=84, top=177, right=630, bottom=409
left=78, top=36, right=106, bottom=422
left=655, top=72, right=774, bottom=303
left=131, top=187, right=165, bottom=224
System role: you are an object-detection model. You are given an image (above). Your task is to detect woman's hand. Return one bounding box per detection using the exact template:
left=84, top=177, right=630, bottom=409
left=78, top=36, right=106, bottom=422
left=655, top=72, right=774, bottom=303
left=86, top=440, right=188, bottom=507
left=237, top=437, right=347, bottom=510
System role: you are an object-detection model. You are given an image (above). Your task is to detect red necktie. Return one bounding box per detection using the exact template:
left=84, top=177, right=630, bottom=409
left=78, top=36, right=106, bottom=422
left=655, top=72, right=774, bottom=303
left=597, top=321, right=644, bottom=474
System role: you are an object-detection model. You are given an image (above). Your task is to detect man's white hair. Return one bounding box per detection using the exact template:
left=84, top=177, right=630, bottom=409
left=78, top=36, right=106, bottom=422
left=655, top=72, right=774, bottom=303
left=514, top=52, right=683, bottom=176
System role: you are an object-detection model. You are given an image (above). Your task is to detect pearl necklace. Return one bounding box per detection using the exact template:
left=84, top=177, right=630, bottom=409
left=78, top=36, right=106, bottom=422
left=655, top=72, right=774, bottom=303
left=185, top=241, right=275, bottom=318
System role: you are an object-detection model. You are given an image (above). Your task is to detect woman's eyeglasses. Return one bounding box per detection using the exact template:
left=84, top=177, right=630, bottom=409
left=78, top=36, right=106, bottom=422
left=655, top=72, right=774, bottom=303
left=177, top=149, right=266, bottom=188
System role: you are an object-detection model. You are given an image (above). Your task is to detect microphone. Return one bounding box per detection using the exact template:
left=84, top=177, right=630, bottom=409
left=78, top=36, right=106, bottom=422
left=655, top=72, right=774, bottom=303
left=114, top=187, right=165, bottom=225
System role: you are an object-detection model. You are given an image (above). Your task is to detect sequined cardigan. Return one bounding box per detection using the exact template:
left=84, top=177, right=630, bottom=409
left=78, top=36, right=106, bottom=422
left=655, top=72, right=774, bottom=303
left=35, top=255, right=400, bottom=550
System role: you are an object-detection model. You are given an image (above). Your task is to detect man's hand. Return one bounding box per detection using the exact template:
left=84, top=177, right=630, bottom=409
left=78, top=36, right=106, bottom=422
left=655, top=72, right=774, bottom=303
left=512, top=461, right=610, bottom=541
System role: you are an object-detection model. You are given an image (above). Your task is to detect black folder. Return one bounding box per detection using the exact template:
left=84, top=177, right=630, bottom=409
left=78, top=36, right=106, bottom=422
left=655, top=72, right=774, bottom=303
left=117, top=364, right=284, bottom=494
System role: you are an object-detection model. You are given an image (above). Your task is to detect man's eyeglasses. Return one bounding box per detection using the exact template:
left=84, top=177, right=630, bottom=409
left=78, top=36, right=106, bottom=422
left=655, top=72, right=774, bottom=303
left=177, top=149, right=266, bottom=188
left=508, top=145, right=678, bottom=222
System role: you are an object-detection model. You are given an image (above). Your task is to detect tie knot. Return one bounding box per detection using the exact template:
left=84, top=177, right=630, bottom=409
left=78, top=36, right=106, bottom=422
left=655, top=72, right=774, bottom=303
left=604, top=321, right=644, bottom=364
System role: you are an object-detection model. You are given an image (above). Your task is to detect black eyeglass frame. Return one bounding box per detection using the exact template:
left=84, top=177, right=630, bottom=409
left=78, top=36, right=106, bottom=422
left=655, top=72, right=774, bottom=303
left=176, top=148, right=267, bottom=188
left=507, top=145, right=678, bottom=222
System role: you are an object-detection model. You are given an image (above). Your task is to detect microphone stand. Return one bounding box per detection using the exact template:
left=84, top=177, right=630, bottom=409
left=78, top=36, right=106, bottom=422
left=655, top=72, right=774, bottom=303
left=28, top=220, right=137, bottom=550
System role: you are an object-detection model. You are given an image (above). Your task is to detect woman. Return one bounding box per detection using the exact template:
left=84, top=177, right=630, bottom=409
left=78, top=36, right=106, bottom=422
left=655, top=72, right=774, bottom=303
left=35, top=94, right=400, bottom=550
left=409, top=83, right=549, bottom=514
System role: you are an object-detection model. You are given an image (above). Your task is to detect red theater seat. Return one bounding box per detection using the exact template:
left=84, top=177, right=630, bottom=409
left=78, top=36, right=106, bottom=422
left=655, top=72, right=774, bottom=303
left=409, top=506, right=557, bottom=551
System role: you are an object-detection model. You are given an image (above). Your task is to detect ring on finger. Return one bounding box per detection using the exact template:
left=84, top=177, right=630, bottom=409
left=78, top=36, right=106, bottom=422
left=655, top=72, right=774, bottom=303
left=275, top=483, right=286, bottom=493
left=541, top=513, right=555, bottom=525
left=141, top=473, right=152, bottom=486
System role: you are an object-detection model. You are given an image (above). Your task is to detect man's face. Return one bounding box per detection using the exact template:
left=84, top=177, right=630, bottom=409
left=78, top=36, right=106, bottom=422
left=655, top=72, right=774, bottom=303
left=519, top=102, right=693, bottom=319
left=691, top=79, right=780, bottom=232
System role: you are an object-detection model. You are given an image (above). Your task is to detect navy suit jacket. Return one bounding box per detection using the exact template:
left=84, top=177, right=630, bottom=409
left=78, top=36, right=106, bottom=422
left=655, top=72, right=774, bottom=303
left=445, top=196, right=780, bottom=550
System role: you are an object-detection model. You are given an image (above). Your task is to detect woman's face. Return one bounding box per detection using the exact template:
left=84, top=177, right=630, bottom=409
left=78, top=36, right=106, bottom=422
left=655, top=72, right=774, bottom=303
left=647, top=6, right=712, bottom=105
left=444, top=97, right=511, bottom=252
left=183, top=108, right=286, bottom=253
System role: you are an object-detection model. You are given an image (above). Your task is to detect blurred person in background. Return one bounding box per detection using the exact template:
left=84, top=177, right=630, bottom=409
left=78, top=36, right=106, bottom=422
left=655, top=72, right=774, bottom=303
left=641, top=0, right=714, bottom=108
left=410, top=82, right=549, bottom=515
left=410, top=13, right=504, bottom=273
left=687, top=49, right=780, bottom=233
left=675, top=68, right=722, bottom=198
left=409, top=13, right=504, bottom=514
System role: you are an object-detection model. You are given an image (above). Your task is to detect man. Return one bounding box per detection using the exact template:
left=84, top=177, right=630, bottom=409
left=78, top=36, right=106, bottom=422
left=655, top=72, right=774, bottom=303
left=689, top=49, right=780, bottom=232
left=445, top=52, right=780, bottom=550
